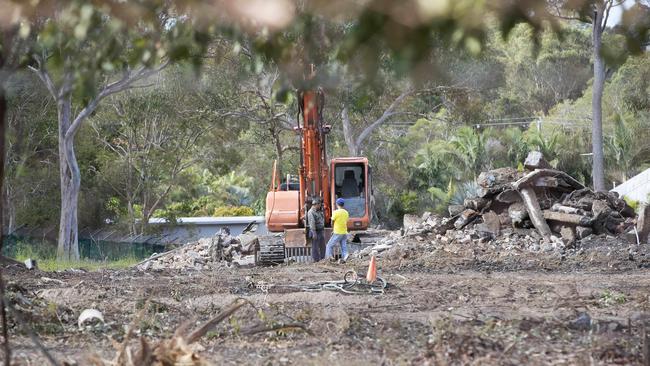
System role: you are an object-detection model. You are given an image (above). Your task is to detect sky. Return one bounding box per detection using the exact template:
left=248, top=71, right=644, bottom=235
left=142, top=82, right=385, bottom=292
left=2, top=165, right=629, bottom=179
left=607, top=0, right=635, bottom=27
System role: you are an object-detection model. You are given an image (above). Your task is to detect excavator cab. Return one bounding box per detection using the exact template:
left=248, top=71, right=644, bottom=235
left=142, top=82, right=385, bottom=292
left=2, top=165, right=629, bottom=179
left=331, top=157, right=373, bottom=230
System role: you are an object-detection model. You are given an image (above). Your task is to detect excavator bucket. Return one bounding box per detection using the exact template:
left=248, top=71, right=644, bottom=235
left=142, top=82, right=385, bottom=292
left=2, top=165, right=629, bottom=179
left=265, top=160, right=300, bottom=232
left=265, top=190, right=300, bottom=232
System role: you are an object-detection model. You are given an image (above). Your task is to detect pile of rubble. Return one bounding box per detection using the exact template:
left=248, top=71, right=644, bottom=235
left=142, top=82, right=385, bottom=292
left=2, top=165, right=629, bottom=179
left=137, top=231, right=258, bottom=271
left=452, top=152, right=649, bottom=248
left=362, top=152, right=650, bottom=256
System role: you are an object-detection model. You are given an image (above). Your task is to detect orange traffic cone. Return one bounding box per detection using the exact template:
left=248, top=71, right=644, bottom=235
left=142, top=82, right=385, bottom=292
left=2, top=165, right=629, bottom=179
left=366, top=255, right=377, bottom=283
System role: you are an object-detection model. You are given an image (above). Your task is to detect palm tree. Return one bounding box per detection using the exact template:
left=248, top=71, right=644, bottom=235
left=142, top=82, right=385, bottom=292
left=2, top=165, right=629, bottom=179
left=450, top=126, right=487, bottom=180
left=605, top=114, right=650, bottom=183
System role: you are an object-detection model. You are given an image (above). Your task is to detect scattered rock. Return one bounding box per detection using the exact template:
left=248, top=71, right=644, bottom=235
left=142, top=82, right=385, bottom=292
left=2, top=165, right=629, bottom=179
left=569, top=312, right=591, bottom=331
left=403, top=214, right=422, bottom=231
left=560, top=226, right=576, bottom=246
left=24, top=258, right=37, bottom=270
left=524, top=151, right=551, bottom=170
left=78, top=309, right=104, bottom=328
left=481, top=211, right=501, bottom=237
left=137, top=230, right=251, bottom=271
left=448, top=205, right=465, bottom=216
left=637, top=204, right=650, bottom=244
left=454, top=209, right=478, bottom=230
left=576, top=226, right=593, bottom=240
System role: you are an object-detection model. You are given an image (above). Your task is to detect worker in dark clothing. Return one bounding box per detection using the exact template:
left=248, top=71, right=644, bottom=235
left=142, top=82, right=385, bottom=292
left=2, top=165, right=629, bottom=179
left=307, top=198, right=326, bottom=262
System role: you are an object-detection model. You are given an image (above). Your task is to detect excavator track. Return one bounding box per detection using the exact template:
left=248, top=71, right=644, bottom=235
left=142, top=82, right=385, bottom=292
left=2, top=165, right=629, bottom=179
left=257, top=235, right=286, bottom=265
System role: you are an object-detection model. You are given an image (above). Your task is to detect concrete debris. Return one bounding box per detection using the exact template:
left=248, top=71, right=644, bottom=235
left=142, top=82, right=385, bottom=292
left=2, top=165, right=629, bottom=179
left=359, top=152, right=643, bottom=258
left=137, top=229, right=257, bottom=271
left=524, top=151, right=552, bottom=170
left=24, top=258, right=37, bottom=270
left=78, top=308, right=104, bottom=328
left=636, top=204, right=650, bottom=244
left=454, top=209, right=478, bottom=229
left=448, top=204, right=465, bottom=216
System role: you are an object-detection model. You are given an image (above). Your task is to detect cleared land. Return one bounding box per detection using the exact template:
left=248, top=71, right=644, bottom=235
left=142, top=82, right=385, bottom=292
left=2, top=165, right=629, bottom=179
left=4, top=236, right=650, bottom=365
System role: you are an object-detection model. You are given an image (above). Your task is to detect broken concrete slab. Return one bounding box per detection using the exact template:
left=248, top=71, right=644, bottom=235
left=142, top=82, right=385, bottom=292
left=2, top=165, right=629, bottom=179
left=524, top=151, right=551, bottom=170
left=513, top=169, right=585, bottom=191
left=448, top=205, right=465, bottom=217
left=576, top=226, right=593, bottom=240
left=519, top=186, right=552, bottom=239
left=508, top=202, right=528, bottom=226
left=454, top=209, right=478, bottom=230
left=464, top=197, right=490, bottom=212
left=560, top=226, right=576, bottom=246
left=496, top=189, right=521, bottom=204
left=403, top=214, right=422, bottom=231
left=481, top=211, right=501, bottom=237
left=543, top=210, right=591, bottom=226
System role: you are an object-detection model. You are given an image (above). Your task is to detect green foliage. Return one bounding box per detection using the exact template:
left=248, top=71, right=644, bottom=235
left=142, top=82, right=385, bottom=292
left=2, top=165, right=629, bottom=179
left=5, top=4, right=650, bottom=233
left=213, top=206, right=255, bottom=217
left=524, top=129, right=559, bottom=162
left=152, top=169, right=256, bottom=219
left=599, top=290, right=627, bottom=307
left=27, top=1, right=209, bottom=99
left=450, top=126, right=487, bottom=178
left=10, top=240, right=138, bottom=271
left=12, top=240, right=56, bottom=262
left=624, top=197, right=639, bottom=212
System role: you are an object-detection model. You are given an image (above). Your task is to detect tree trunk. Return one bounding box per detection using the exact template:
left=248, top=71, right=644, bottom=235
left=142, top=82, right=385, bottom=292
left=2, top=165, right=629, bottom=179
left=0, top=83, right=10, bottom=366
left=127, top=198, right=136, bottom=235
left=273, top=130, right=284, bottom=176
left=140, top=209, right=149, bottom=235
left=591, top=6, right=606, bottom=192
left=4, top=184, right=15, bottom=235
left=341, top=106, right=359, bottom=156
left=57, top=98, right=80, bottom=261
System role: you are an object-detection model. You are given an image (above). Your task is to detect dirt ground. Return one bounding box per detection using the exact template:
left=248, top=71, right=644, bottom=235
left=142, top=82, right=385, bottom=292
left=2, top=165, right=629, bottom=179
left=4, top=236, right=650, bottom=365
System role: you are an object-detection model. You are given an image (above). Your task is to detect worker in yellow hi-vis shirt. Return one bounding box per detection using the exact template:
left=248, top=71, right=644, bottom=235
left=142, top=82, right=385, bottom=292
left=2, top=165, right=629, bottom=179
left=325, top=198, right=349, bottom=263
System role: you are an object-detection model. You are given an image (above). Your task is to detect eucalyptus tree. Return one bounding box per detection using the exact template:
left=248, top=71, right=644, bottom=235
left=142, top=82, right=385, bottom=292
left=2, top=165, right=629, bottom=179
left=548, top=0, right=650, bottom=190
left=24, top=1, right=209, bottom=260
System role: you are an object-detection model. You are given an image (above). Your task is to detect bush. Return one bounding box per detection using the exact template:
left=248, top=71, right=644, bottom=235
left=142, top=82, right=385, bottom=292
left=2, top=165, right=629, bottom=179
left=624, top=196, right=639, bottom=212
left=213, top=206, right=255, bottom=217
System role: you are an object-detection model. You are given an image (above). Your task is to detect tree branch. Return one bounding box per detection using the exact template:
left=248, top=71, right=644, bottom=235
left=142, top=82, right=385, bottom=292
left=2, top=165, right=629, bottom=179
left=27, top=60, right=57, bottom=101
left=354, top=87, right=415, bottom=149
left=64, top=62, right=169, bottom=142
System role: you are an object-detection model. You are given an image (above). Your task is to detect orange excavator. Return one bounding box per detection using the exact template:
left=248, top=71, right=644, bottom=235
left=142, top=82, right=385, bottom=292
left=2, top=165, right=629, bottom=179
left=260, top=65, right=374, bottom=263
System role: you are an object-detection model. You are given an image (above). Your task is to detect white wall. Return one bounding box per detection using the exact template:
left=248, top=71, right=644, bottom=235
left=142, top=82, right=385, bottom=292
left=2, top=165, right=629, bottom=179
left=612, top=168, right=650, bottom=203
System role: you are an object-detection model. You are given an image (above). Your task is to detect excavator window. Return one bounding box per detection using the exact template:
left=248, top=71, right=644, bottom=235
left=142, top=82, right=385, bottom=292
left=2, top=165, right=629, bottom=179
left=279, top=182, right=300, bottom=191
left=279, top=175, right=300, bottom=191
left=334, top=164, right=366, bottom=218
